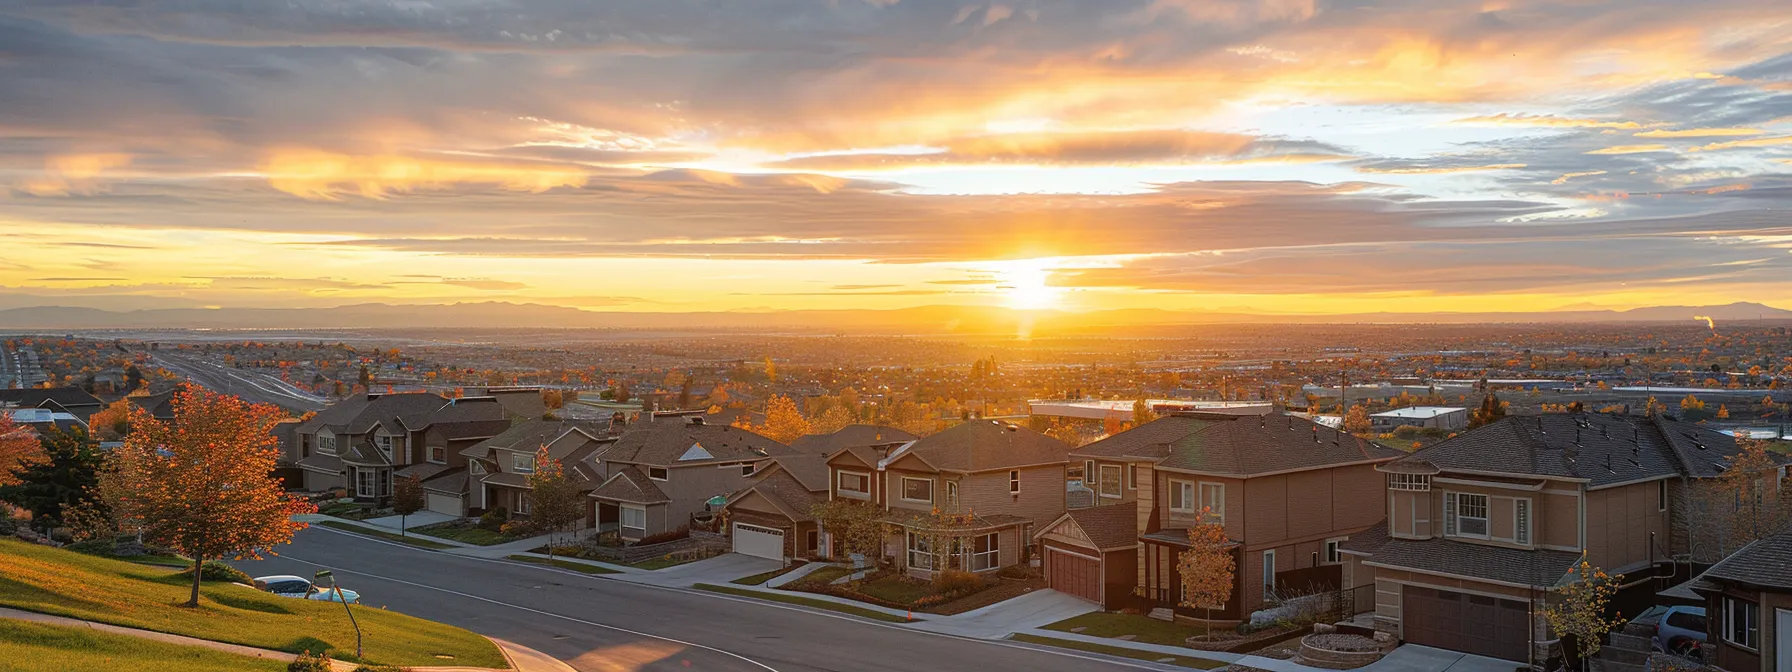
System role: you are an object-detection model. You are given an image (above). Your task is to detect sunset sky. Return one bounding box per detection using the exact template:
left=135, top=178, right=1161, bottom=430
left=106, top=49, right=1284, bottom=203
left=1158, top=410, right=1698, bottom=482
left=2, top=0, right=1791, bottom=316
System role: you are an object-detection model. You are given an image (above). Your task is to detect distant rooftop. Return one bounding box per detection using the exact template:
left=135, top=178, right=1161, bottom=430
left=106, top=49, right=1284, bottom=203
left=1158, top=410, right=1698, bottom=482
left=1028, top=399, right=1271, bottom=420
left=1371, top=406, right=1466, bottom=419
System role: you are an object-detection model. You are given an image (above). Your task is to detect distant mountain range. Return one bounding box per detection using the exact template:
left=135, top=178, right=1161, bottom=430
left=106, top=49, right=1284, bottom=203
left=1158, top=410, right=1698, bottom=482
left=0, top=301, right=1787, bottom=333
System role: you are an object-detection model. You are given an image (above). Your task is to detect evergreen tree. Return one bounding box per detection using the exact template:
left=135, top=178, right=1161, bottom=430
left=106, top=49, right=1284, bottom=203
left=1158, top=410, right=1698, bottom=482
left=0, top=427, right=102, bottom=529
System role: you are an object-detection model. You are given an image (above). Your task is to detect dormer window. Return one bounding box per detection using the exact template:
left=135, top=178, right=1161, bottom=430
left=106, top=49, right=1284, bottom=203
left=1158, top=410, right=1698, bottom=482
left=1388, top=474, right=1431, bottom=491
left=377, top=434, right=394, bottom=460
left=649, top=466, right=669, bottom=481
left=512, top=453, right=535, bottom=474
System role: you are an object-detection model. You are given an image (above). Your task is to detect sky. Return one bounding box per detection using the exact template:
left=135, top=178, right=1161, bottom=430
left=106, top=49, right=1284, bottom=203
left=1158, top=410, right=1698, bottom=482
left=1, top=0, right=1791, bottom=316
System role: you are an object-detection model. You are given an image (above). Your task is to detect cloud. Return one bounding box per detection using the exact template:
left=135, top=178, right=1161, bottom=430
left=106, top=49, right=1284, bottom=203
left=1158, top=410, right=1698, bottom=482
left=1355, top=163, right=1526, bottom=175
left=1551, top=170, right=1608, bottom=184
left=1452, top=114, right=1644, bottom=130
left=17, top=153, right=131, bottom=196
left=1586, top=144, right=1674, bottom=155
left=260, top=149, right=590, bottom=200
left=1633, top=128, right=1765, bottom=138
left=1688, top=135, right=1792, bottom=151
left=765, top=130, right=1350, bottom=170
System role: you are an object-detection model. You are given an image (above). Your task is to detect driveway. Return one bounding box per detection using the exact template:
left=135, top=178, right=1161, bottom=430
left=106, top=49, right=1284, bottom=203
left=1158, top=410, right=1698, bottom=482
left=912, top=589, right=1098, bottom=638
left=1363, top=645, right=1520, bottom=672
left=614, top=552, right=783, bottom=587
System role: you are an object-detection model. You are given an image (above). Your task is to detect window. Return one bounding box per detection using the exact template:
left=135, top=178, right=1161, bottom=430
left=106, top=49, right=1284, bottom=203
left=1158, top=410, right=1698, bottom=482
left=516, top=494, right=531, bottom=516
left=902, top=477, right=934, bottom=503
left=1170, top=480, right=1196, bottom=513
left=946, top=481, right=959, bottom=508
left=620, top=505, right=647, bottom=536
left=317, top=434, right=337, bottom=455
left=1448, top=492, right=1489, bottom=538
left=1009, top=470, right=1021, bottom=494
left=377, top=434, right=394, bottom=460
left=1723, top=597, right=1758, bottom=650
left=741, top=464, right=756, bottom=477
left=648, top=466, right=668, bottom=481
left=837, top=470, right=869, bottom=497
left=1514, top=499, right=1531, bottom=545
left=806, top=530, right=819, bottom=552
left=356, top=469, right=377, bottom=498
left=1262, top=549, right=1276, bottom=595
left=1128, top=464, right=1137, bottom=490
left=970, top=533, right=999, bottom=571
left=1199, top=482, right=1225, bottom=523
left=1658, top=479, right=1667, bottom=512
left=1666, top=611, right=1707, bottom=632
left=469, top=460, right=485, bottom=475
left=1099, top=464, right=1123, bottom=498
left=906, top=532, right=933, bottom=569
left=1323, top=539, right=1342, bottom=564
left=512, top=453, right=535, bottom=474
left=1387, top=473, right=1430, bottom=491
left=429, top=445, right=446, bottom=464
left=1083, top=460, right=1094, bottom=485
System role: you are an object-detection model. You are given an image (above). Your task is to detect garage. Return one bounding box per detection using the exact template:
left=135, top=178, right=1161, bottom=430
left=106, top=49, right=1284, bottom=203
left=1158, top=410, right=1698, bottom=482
left=1401, top=585, right=1530, bottom=661
left=426, top=492, right=463, bottom=516
left=733, top=522, right=785, bottom=561
left=1048, top=547, right=1103, bottom=604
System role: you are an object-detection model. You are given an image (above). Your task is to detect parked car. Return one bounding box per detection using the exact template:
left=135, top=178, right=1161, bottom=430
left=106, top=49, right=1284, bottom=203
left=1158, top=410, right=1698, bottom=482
left=1630, top=605, right=1707, bottom=659
left=251, top=575, right=360, bottom=604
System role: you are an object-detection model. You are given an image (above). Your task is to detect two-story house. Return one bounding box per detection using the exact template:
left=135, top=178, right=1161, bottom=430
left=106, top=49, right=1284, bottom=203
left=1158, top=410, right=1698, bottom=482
left=589, top=414, right=797, bottom=542
left=460, top=419, right=609, bottom=519
left=292, top=392, right=528, bottom=501
left=723, top=424, right=916, bottom=562
left=1689, top=532, right=1792, bottom=672
left=1342, top=413, right=1787, bottom=664
left=1040, top=411, right=1403, bottom=612
left=823, top=419, right=1074, bottom=578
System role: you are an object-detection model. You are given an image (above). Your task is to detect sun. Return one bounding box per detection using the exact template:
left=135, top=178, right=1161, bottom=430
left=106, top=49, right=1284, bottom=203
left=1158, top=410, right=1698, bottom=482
left=994, top=258, right=1063, bottom=310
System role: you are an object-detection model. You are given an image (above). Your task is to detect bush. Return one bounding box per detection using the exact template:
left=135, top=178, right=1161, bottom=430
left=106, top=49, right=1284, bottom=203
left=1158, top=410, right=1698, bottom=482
left=352, top=666, right=411, bottom=672
left=478, top=508, right=508, bottom=531
left=997, top=563, right=1037, bottom=580
left=636, top=525, right=690, bottom=546
left=288, top=651, right=332, bottom=672
left=933, top=569, right=985, bottom=594
left=180, top=560, right=253, bottom=584
left=63, top=537, right=117, bottom=556
left=498, top=519, right=535, bottom=538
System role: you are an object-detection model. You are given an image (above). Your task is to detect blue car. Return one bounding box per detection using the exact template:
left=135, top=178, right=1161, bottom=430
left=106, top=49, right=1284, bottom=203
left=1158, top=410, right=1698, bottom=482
left=1631, top=605, right=1707, bottom=660
left=252, top=575, right=361, bottom=604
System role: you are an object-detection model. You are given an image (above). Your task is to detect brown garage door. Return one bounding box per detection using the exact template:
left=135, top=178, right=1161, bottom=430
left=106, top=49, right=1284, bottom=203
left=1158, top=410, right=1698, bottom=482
left=1048, top=547, right=1102, bottom=604
left=1402, top=586, right=1530, bottom=661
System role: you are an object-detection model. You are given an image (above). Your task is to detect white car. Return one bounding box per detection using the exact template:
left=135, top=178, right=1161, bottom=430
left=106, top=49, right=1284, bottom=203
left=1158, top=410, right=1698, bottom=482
left=252, top=575, right=360, bottom=604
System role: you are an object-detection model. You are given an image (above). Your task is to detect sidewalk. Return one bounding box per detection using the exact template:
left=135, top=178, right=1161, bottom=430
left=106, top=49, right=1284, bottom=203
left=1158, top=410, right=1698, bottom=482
left=0, top=606, right=572, bottom=671
left=300, top=513, right=596, bottom=559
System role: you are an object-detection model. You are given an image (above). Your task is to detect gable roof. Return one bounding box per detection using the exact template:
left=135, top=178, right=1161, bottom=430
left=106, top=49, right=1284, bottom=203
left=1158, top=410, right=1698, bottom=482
left=294, top=392, right=451, bottom=436
left=789, top=424, right=917, bottom=455
left=0, top=387, right=103, bottom=410
left=1701, top=533, right=1792, bottom=591
left=1383, top=413, right=1781, bottom=487
left=128, top=391, right=178, bottom=420
left=1075, top=412, right=1404, bottom=477
left=462, top=419, right=605, bottom=460
left=601, top=418, right=796, bottom=467
left=589, top=465, right=671, bottom=504
left=1038, top=501, right=1139, bottom=551
left=726, top=466, right=825, bottom=522
left=765, top=452, right=830, bottom=492
left=904, top=419, right=1072, bottom=473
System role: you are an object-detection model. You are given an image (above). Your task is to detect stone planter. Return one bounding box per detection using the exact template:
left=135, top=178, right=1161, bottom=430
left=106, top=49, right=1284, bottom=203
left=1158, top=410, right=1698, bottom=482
left=1293, top=633, right=1389, bottom=670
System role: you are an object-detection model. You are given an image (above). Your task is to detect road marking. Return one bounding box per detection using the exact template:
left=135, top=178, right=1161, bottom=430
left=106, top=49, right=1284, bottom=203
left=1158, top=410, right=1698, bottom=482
left=301, top=525, right=1187, bottom=672
left=273, top=548, right=782, bottom=672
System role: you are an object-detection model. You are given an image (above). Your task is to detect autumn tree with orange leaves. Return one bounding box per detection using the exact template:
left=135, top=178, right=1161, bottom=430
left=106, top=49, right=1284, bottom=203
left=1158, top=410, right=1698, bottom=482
left=0, top=413, right=45, bottom=488
left=1178, top=508, right=1236, bottom=635
left=735, top=394, right=811, bottom=444
left=112, top=385, right=314, bottom=607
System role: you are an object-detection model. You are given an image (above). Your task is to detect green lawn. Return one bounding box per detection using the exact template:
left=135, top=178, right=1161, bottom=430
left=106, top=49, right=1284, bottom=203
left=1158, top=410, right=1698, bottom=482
left=787, top=565, right=855, bottom=586
left=731, top=566, right=798, bottom=586
left=0, top=619, right=290, bottom=672
left=1043, top=611, right=1208, bottom=648
left=1010, top=633, right=1225, bottom=670
left=855, top=575, right=937, bottom=606
left=412, top=524, right=516, bottom=546
left=693, top=584, right=918, bottom=623
left=630, top=554, right=708, bottom=571
left=506, top=555, right=619, bottom=574
left=0, top=539, right=507, bottom=668
left=315, top=521, right=455, bottom=550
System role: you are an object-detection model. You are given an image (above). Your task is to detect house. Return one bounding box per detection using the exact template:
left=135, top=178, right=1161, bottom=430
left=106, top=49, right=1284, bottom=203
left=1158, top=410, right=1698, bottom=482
left=2, top=407, right=87, bottom=435
left=1689, top=533, right=1792, bottom=672
left=1370, top=406, right=1468, bottom=431
left=1342, top=413, right=1789, bottom=664
left=292, top=392, right=517, bottom=500
left=1046, top=411, right=1404, bottom=612
left=460, top=419, right=609, bottom=519
left=128, top=390, right=177, bottom=421
left=723, top=425, right=916, bottom=562
left=0, top=387, right=104, bottom=423
left=824, top=419, right=1074, bottom=578
left=590, top=415, right=797, bottom=542
left=394, top=400, right=522, bottom=516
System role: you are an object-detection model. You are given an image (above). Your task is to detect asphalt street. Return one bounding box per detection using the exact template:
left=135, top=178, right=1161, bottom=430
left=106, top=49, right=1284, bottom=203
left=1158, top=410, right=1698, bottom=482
left=233, top=527, right=1165, bottom=672
left=148, top=353, right=326, bottom=412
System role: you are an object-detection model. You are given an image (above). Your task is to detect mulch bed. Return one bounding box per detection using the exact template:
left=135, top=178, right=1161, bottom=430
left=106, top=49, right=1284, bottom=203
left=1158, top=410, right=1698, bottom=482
left=1183, top=622, right=1307, bottom=653
left=1303, top=634, right=1380, bottom=653
left=924, top=576, right=1048, bottom=615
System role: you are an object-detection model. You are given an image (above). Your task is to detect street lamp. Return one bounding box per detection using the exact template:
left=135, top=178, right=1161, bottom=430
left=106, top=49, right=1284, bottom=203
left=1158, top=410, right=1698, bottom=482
left=314, top=570, right=361, bottom=660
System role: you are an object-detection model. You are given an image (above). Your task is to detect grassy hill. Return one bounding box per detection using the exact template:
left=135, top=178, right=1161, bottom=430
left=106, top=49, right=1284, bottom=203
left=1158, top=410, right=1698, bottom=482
left=0, top=619, right=290, bottom=672
left=0, top=539, right=507, bottom=668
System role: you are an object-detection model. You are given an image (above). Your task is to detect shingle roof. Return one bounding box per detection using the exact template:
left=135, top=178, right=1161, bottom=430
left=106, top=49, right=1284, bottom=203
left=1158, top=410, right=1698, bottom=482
left=296, top=453, right=343, bottom=474
left=417, top=468, right=467, bottom=495
left=395, top=462, right=452, bottom=482
left=1074, top=412, right=1403, bottom=476
left=0, top=387, right=102, bottom=410
left=589, top=466, right=671, bottom=504
left=341, top=440, right=391, bottom=466
left=905, top=419, right=1072, bottom=472
left=766, top=452, right=830, bottom=492
left=732, top=469, right=825, bottom=522
left=789, top=425, right=917, bottom=455
left=462, top=419, right=605, bottom=459
left=1065, top=501, right=1139, bottom=551
left=601, top=419, right=796, bottom=467
left=1701, top=533, right=1792, bottom=590
left=1337, top=520, right=1391, bottom=555
left=1384, top=413, right=1779, bottom=487
left=1364, top=537, right=1581, bottom=587
left=128, top=391, right=177, bottom=420
left=295, top=392, right=451, bottom=435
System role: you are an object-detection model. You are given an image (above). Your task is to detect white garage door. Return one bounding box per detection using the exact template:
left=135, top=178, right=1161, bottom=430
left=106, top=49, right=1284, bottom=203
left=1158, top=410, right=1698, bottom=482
left=733, top=523, right=785, bottom=561
left=426, top=493, right=462, bottom=516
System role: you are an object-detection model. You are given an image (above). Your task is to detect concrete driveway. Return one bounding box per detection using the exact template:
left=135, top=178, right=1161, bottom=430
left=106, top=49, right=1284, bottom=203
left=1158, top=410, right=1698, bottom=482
left=912, top=589, right=1099, bottom=638
left=362, top=510, right=458, bottom=530
left=1363, top=645, right=1521, bottom=672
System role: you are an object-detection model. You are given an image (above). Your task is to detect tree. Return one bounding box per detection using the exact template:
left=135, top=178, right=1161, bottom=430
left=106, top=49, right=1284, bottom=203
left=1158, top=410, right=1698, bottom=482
left=1177, top=509, right=1235, bottom=635
left=613, top=381, right=631, bottom=404
left=0, top=427, right=102, bottom=530
left=89, top=399, right=133, bottom=438
left=811, top=403, right=857, bottom=435
left=738, top=395, right=811, bottom=444
left=810, top=500, right=885, bottom=564
left=0, top=413, right=46, bottom=487
left=1715, top=439, right=1789, bottom=545
left=1469, top=393, right=1507, bottom=428
left=1544, top=559, right=1624, bottom=671
left=526, top=447, right=585, bottom=559
left=391, top=474, right=425, bottom=537
left=1132, top=399, right=1157, bottom=426
left=1341, top=404, right=1372, bottom=435
left=111, top=385, right=314, bottom=607
left=540, top=389, right=565, bottom=410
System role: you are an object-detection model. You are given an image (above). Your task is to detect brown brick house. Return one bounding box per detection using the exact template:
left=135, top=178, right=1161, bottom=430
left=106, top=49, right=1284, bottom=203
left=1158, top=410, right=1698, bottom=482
left=721, top=425, right=913, bottom=562
left=460, top=419, right=608, bottom=519
left=822, top=419, right=1073, bottom=578
left=1034, top=501, right=1140, bottom=608
left=1689, top=533, right=1792, bottom=672
left=1343, top=413, right=1788, bottom=664
left=1050, top=410, right=1403, bottom=614
left=294, top=392, right=513, bottom=500
left=589, top=414, right=797, bottom=542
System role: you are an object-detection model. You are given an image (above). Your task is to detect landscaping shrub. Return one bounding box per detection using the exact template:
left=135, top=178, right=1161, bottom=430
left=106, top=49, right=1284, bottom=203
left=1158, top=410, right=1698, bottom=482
left=478, top=507, right=508, bottom=531
left=180, top=559, right=253, bottom=584
left=636, top=525, right=690, bottom=546
left=498, top=519, right=535, bottom=537
left=352, top=666, right=412, bottom=672
left=288, top=651, right=332, bottom=672
left=997, top=563, right=1037, bottom=580
left=933, top=569, right=985, bottom=594
left=63, top=537, right=117, bottom=555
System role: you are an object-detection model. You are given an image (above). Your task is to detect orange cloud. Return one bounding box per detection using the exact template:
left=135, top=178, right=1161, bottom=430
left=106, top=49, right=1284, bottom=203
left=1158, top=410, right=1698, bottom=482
left=260, top=149, right=589, bottom=199
left=1633, top=128, right=1764, bottom=138
left=1585, top=144, right=1672, bottom=155
left=19, top=153, right=134, bottom=196
left=1551, top=170, right=1607, bottom=184
left=1452, top=114, right=1643, bottom=130
left=1691, top=183, right=1750, bottom=194
left=1688, top=135, right=1792, bottom=151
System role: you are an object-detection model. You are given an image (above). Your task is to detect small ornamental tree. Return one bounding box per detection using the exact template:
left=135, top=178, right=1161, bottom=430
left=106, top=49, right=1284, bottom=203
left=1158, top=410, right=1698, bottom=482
left=526, top=447, right=585, bottom=558
left=810, top=500, right=885, bottom=565
left=1544, top=559, right=1625, bottom=671
left=112, top=385, right=315, bottom=607
left=391, top=474, right=425, bottom=536
left=0, top=413, right=45, bottom=487
left=1178, top=508, right=1236, bottom=635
